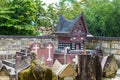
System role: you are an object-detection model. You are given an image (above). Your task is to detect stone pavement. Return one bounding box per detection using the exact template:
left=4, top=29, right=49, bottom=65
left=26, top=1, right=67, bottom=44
left=104, top=69, right=120, bottom=80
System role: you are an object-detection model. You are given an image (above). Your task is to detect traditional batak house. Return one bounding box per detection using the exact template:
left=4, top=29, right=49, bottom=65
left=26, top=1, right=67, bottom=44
left=54, top=12, right=88, bottom=64
left=15, top=12, right=89, bottom=66
left=55, top=12, right=88, bottom=50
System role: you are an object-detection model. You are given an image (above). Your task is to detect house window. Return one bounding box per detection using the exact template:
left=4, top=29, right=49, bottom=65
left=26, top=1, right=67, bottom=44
left=79, top=43, right=81, bottom=50
left=58, top=43, right=70, bottom=50
left=70, top=43, right=76, bottom=50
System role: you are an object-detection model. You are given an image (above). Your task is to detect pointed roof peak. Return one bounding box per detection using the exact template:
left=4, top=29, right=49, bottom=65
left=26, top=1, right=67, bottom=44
left=55, top=12, right=88, bottom=35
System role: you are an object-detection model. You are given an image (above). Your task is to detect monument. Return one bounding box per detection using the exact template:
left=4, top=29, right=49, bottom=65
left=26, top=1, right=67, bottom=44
left=18, top=52, right=53, bottom=80
left=0, top=66, right=12, bottom=80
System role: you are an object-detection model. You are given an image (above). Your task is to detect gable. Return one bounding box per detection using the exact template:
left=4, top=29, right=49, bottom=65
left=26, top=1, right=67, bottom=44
left=55, top=15, right=76, bottom=33
left=0, top=66, right=12, bottom=80
left=52, top=60, right=77, bottom=78
left=55, top=12, right=88, bottom=38
left=70, top=12, right=88, bottom=37
left=59, top=64, right=77, bottom=78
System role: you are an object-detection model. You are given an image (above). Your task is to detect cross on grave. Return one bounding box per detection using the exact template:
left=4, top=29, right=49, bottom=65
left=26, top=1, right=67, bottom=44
left=47, top=44, right=52, bottom=61
left=32, top=44, right=39, bottom=54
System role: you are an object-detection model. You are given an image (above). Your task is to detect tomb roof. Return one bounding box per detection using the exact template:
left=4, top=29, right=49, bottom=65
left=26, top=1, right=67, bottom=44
left=55, top=12, right=88, bottom=36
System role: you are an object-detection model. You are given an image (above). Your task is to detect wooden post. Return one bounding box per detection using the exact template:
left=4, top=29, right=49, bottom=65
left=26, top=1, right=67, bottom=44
left=76, top=55, right=102, bottom=80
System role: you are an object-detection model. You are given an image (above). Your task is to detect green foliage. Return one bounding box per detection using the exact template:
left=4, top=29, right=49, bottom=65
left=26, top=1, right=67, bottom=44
left=0, top=0, right=37, bottom=35
left=0, top=0, right=120, bottom=36
left=79, top=0, right=120, bottom=37
left=45, top=0, right=120, bottom=37
left=77, top=0, right=120, bottom=37
left=34, top=0, right=47, bottom=27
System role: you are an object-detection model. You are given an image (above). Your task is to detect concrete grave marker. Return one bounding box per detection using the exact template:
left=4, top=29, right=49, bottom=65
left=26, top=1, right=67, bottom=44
left=47, top=44, right=52, bottom=61
left=32, top=43, right=39, bottom=54
left=0, top=66, right=12, bottom=80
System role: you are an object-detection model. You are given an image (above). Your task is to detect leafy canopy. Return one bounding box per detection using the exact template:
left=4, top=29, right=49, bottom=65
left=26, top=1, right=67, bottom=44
left=0, top=0, right=37, bottom=35
left=0, top=0, right=120, bottom=37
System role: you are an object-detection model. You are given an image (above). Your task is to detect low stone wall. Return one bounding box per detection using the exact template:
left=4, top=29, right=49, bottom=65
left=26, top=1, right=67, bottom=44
left=0, top=35, right=57, bottom=60
left=86, top=37, right=120, bottom=60
left=0, top=35, right=119, bottom=60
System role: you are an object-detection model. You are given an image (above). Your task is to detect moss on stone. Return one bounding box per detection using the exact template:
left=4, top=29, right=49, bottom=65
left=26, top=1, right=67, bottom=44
left=19, top=53, right=53, bottom=80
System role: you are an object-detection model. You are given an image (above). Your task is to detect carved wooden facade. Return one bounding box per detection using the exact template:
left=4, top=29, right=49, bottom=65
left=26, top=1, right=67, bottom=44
left=55, top=12, right=88, bottom=50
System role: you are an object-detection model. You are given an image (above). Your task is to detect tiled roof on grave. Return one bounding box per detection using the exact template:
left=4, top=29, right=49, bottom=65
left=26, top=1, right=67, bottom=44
left=52, top=60, right=77, bottom=77
left=0, top=60, right=15, bottom=75
left=15, top=57, right=31, bottom=74
left=55, top=15, right=78, bottom=33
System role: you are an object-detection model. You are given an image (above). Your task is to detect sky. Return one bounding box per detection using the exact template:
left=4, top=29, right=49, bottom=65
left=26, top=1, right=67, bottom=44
left=42, top=0, right=60, bottom=5
left=42, top=0, right=81, bottom=5
left=41, top=0, right=81, bottom=9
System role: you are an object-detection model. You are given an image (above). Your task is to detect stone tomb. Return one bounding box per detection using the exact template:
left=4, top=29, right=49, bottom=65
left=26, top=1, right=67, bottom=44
left=0, top=66, right=12, bottom=80
left=52, top=60, right=77, bottom=79
left=18, top=53, right=53, bottom=80
left=30, top=42, right=54, bottom=66
left=102, top=54, right=118, bottom=78
left=76, top=54, right=118, bottom=80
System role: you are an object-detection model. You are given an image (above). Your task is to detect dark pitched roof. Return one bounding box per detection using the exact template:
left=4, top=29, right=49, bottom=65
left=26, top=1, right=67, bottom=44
left=55, top=12, right=88, bottom=35
left=55, top=15, right=77, bottom=33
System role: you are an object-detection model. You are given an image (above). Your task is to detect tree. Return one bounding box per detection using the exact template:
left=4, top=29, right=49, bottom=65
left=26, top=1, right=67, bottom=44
left=48, top=0, right=120, bottom=37
left=34, top=0, right=47, bottom=27
left=46, top=0, right=76, bottom=27
left=0, top=0, right=120, bottom=36
left=0, top=0, right=37, bottom=35
left=80, top=0, right=120, bottom=37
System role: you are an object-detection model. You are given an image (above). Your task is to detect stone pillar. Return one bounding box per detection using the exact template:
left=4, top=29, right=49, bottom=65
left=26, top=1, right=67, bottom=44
left=76, top=55, right=102, bottom=80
